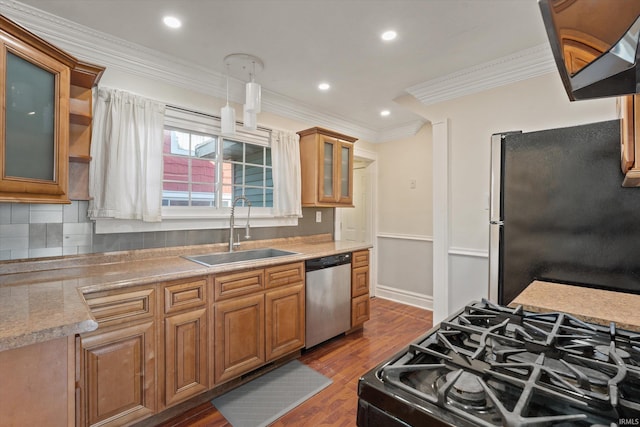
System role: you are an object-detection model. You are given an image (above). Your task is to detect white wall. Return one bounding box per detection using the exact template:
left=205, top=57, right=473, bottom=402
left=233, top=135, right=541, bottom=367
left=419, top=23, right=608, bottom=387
left=390, top=71, right=619, bottom=316
left=375, top=124, right=434, bottom=308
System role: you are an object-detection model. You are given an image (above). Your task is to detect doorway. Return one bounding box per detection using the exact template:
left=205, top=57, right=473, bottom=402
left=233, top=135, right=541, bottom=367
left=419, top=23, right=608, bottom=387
left=335, top=148, right=377, bottom=295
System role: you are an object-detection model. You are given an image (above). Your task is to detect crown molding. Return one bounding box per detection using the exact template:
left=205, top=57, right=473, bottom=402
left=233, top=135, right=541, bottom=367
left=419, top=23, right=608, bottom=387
left=405, top=44, right=557, bottom=106
left=1, top=0, right=420, bottom=142
left=2, top=1, right=555, bottom=142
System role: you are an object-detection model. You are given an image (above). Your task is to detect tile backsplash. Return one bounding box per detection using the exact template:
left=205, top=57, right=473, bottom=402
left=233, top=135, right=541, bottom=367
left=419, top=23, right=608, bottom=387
left=0, top=203, right=333, bottom=261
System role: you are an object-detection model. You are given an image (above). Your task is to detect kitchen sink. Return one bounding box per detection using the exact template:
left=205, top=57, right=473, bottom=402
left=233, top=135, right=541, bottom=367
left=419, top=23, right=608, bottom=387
left=183, top=248, right=298, bottom=267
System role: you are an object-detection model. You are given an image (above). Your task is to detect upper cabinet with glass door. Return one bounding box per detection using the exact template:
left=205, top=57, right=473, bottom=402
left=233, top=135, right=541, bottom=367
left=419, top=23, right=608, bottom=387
left=0, top=14, right=76, bottom=203
left=298, top=127, right=357, bottom=207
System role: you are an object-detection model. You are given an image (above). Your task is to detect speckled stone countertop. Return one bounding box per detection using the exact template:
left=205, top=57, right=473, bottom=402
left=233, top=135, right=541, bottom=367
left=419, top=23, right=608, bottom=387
left=0, top=234, right=371, bottom=352
left=511, top=280, right=640, bottom=332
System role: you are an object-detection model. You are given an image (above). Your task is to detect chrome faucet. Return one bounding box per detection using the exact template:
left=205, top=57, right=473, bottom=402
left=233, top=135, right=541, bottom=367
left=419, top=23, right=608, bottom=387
left=229, top=196, right=251, bottom=252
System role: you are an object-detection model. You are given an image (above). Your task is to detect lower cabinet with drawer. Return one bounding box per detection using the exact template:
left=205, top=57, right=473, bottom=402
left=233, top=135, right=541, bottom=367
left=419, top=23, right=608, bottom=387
left=77, top=259, right=309, bottom=426
left=160, top=277, right=209, bottom=408
left=213, top=262, right=305, bottom=384
left=351, top=250, right=371, bottom=329
left=79, top=286, right=157, bottom=427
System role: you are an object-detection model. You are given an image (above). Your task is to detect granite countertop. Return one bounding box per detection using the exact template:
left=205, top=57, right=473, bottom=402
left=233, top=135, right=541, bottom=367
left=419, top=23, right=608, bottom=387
left=510, top=280, right=640, bottom=332
left=0, top=234, right=372, bottom=352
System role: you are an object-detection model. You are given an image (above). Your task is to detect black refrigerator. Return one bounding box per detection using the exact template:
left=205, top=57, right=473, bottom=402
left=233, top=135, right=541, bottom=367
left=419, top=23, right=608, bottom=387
left=489, top=119, right=640, bottom=305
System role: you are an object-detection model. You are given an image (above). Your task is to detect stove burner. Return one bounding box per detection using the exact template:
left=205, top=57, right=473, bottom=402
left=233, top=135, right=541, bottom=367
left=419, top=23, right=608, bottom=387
left=358, top=300, right=640, bottom=427
left=444, top=370, right=485, bottom=404
left=595, top=344, right=631, bottom=360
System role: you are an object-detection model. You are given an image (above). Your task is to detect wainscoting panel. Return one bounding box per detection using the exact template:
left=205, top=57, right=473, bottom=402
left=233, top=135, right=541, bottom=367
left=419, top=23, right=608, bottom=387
left=376, top=234, right=433, bottom=310
left=448, top=249, right=489, bottom=314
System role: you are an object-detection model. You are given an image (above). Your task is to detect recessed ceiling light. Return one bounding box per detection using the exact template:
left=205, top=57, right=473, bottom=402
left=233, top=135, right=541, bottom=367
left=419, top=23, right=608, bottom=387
left=163, top=16, right=182, bottom=29
left=381, top=30, right=397, bottom=41
left=380, top=110, right=391, bottom=117
left=318, top=82, right=330, bottom=91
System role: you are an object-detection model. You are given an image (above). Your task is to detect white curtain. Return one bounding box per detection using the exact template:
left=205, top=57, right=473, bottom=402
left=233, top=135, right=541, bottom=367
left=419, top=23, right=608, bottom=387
left=271, top=130, right=302, bottom=217
left=88, top=87, right=166, bottom=222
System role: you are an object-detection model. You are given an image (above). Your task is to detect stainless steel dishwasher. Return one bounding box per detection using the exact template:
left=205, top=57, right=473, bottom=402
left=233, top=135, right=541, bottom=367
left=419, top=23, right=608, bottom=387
left=305, top=253, right=352, bottom=348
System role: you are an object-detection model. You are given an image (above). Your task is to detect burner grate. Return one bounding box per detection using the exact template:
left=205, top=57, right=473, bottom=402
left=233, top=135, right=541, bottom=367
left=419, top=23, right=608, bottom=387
left=374, top=299, right=640, bottom=426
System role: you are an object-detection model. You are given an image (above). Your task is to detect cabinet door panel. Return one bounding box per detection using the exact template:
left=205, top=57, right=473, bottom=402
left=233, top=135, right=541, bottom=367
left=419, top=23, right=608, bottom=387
left=266, top=284, right=305, bottom=361
left=319, top=137, right=337, bottom=203
left=164, top=308, right=208, bottom=407
left=214, top=294, right=265, bottom=383
left=352, top=294, right=370, bottom=328
left=0, top=26, right=71, bottom=203
left=352, top=266, right=369, bottom=298
left=338, top=142, right=353, bottom=204
left=81, top=321, right=155, bottom=427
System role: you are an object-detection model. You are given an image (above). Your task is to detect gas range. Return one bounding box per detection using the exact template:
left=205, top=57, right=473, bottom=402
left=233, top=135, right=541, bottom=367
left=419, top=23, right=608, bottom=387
left=357, top=300, right=640, bottom=427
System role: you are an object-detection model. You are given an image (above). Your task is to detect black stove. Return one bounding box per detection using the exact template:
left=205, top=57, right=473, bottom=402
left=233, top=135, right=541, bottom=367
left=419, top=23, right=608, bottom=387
left=357, top=300, right=640, bottom=427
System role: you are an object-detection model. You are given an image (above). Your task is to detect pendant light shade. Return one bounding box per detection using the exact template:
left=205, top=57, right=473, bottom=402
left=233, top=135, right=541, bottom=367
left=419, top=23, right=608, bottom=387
left=243, top=103, right=257, bottom=131
left=245, top=80, right=261, bottom=113
left=221, top=104, right=236, bottom=136
left=221, top=62, right=236, bottom=136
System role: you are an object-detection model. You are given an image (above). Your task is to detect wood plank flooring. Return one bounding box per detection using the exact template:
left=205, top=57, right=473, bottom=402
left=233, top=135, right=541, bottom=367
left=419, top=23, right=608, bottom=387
left=159, top=297, right=433, bottom=427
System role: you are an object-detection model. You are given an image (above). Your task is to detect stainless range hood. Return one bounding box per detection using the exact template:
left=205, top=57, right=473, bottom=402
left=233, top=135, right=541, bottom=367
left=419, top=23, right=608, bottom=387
left=539, top=0, right=640, bottom=101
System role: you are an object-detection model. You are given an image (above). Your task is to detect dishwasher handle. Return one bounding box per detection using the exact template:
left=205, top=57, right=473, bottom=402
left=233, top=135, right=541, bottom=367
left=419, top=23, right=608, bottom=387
left=305, top=253, right=351, bottom=272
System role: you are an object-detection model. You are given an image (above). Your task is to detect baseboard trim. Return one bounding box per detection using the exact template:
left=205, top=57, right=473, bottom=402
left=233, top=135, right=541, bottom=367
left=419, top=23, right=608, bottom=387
left=375, top=285, right=433, bottom=311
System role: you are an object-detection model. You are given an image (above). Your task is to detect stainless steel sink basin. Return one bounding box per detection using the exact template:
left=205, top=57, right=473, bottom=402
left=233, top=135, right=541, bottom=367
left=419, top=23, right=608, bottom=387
left=183, top=248, right=297, bottom=267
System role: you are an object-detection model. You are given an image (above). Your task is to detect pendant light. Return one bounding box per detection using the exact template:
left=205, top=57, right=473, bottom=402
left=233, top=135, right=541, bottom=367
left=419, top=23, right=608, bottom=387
left=222, top=53, right=264, bottom=132
left=243, top=103, right=257, bottom=131
left=245, top=61, right=261, bottom=114
left=220, top=63, right=236, bottom=136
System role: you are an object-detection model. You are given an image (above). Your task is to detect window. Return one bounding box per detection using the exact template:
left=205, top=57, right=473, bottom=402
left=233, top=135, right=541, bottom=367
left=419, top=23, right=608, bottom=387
left=93, top=106, right=299, bottom=234
left=162, top=110, right=273, bottom=210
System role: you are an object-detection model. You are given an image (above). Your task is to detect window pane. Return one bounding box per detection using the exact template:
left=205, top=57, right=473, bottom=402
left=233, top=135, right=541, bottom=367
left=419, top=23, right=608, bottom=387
left=265, top=147, right=272, bottom=166
left=245, top=165, right=264, bottom=186
left=232, top=186, right=244, bottom=202
left=191, top=182, right=215, bottom=206
left=163, top=155, right=189, bottom=182
left=194, top=135, right=216, bottom=159
left=221, top=185, right=233, bottom=207
left=223, top=140, right=243, bottom=162
left=165, top=129, right=193, bottom=156
left=245, top=187, right=264, bottom=207
left=191, top=158, right=215, bottom=184
left=162, top=182, right=189, bottom=206
left=266, top=168, right=273, bottom=187
left=265, top=188, right=273, bottom=207
left=245, top=144, right=264, bottom=165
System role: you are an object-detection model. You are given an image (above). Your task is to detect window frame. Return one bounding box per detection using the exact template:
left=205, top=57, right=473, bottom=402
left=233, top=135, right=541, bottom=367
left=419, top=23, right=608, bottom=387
left=93, top=106, right=297, bottom=234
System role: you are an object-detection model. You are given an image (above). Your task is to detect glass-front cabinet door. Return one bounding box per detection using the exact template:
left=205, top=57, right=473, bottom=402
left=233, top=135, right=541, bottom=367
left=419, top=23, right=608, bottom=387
left=318, top=136, right=337, bottom=203
left=337, top=140, right=354, bottom=205
left=0, top=16, right=74, bottom=203
left=298, top=127, right=357, bottom=207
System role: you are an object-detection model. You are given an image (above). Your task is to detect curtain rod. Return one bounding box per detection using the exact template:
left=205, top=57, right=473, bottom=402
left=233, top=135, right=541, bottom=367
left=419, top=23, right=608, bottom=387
left=166, top=104, right=273, bottom=134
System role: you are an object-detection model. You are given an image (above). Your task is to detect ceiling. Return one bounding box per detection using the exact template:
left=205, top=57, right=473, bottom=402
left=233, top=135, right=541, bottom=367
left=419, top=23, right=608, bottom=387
left=10, top=0, right=549, bottom=140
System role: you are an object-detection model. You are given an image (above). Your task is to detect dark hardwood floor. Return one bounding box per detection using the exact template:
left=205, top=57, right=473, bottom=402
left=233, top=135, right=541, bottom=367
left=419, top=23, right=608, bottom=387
left=159, top=297, right=433, bottom=427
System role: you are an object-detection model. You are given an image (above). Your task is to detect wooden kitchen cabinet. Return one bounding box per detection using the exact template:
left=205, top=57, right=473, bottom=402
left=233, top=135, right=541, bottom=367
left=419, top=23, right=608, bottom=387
left=214, top=262, right=305, bottom=382
left=80, top=286, right=157, bottom=427
left=0, top=15, right=75, bottom=203
left=298, top=127, right=357, bottom=207
left=163, top=308, right=208, bottom=407
left=80, top=321, right=156, bottom=427
left=214, top=293, right=265, bottom=384
left=161, top=277, right=209, bottom=408
left=265, top=262, right=305, bottom=361
left=351, top=250, right=370, bottom=328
